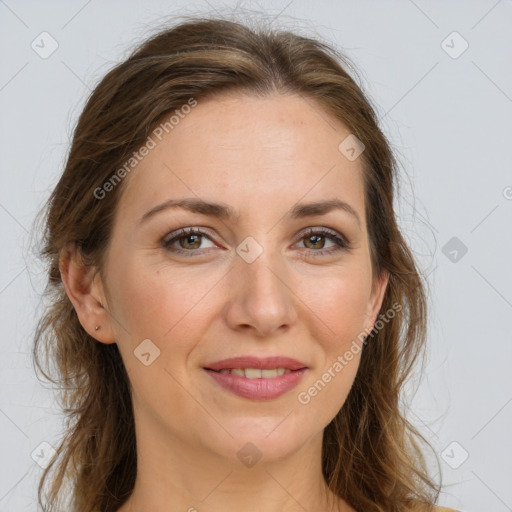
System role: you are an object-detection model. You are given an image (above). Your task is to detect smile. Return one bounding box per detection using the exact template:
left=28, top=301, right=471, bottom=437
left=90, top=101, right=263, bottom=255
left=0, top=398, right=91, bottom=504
left=213, top=367, right=292, bottom=378
left=203, top=367, right=307, bottom=400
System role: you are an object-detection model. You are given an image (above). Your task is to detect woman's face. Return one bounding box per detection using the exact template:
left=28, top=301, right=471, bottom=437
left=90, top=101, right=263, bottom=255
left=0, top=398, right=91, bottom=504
left=96, top=92, right=388, bottom=465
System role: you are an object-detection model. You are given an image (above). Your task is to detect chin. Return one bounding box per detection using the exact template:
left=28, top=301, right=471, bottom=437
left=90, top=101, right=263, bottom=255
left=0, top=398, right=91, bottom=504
left=198, top=414, right=316, bottom=466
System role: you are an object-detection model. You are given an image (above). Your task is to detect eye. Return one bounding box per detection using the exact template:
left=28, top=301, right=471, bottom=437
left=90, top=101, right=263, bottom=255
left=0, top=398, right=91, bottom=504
left=294, top=227, right=350, bottom=257
left=163, top=227, right=217, bottom=256
left=162, top=226, right=351, bottom=258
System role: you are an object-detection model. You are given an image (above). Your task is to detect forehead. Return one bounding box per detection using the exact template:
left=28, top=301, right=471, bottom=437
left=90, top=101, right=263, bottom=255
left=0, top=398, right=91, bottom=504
left=118, top=92, right=366, bottom=224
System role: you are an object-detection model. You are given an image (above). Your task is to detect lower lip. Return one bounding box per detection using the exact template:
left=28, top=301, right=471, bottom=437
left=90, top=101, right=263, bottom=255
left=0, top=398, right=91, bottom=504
left=203, top=368, right=308, bottom=400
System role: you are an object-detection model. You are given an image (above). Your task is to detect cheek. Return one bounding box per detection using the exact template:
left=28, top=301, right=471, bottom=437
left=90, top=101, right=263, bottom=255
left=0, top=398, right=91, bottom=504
left=296, top=264, right=372, bottom=344
left=334, top=279, right=371, bottom=337
left=108, top=260, right=213, bottom=423
left=293, top=267, right=369, bottom=413
left=107, top=258, right=223, bottom=406
left=109, top=256, right=219, bottom=342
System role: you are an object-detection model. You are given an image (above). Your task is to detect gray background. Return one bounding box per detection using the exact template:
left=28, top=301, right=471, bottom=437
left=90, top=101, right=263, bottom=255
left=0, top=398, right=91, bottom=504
left=1, top=1, right=511, bottom=511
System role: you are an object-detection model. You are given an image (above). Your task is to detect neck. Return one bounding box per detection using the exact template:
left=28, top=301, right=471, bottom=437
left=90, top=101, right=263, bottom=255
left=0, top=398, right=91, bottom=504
left=116, top=415, right=350, bottom=512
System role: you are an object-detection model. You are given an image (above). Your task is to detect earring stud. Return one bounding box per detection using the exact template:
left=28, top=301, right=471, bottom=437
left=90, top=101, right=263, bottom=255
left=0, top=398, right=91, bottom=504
left=95, top=325, right=100, bottom=331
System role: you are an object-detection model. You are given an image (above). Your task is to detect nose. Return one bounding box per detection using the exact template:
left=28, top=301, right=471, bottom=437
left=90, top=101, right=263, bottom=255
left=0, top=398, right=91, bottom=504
left=223, top=247, right=298, bottom=338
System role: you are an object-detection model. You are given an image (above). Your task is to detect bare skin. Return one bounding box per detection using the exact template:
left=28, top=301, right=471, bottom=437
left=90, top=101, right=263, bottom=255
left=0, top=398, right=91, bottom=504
left=61, top=92, right=389, bottom=512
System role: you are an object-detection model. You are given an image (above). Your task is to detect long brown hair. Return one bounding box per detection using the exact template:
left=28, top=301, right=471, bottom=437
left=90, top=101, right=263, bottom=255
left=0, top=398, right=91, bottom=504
left=33, top=13, right=441, bottom=512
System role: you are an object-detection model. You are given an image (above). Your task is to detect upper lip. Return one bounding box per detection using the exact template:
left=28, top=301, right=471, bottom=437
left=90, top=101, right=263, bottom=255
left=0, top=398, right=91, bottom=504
left=203, top=356, right=308, bottom=371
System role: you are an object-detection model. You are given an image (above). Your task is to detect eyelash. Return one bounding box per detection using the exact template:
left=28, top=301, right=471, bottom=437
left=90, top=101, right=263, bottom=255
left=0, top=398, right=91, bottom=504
left=162, top=227, right=351, bottom=258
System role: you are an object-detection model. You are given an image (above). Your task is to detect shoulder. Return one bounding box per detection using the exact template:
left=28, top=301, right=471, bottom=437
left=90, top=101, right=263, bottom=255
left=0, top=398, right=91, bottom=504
left=433, top=507, right=461, bottom=512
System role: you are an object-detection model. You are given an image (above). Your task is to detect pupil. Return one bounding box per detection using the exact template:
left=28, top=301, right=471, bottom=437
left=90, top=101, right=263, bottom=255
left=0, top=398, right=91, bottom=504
left=183, top=234, right=200, bottom=249
left=308, top=235, right=324, bottom=249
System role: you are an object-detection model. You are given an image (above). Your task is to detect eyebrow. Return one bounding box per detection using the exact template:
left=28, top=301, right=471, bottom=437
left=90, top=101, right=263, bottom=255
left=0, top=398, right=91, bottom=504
left=139, top=197, right=361, bottom=228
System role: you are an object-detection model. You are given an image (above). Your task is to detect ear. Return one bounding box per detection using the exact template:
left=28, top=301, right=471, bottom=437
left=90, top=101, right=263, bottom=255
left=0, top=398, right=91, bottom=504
left=59, top=243, right=116, bottom=344
left=364, top=270, right=390, bottom=334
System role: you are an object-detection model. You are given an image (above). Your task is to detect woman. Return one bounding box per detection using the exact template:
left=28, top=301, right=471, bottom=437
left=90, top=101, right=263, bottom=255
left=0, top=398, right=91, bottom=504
left=33, top=15, right=459, bottom=512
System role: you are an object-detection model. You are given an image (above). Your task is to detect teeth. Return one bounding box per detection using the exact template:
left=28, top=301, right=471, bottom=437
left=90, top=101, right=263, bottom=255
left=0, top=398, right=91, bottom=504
left=217, top=367, right=291, bottom=378
left=245, top=368, right=262, bottom=379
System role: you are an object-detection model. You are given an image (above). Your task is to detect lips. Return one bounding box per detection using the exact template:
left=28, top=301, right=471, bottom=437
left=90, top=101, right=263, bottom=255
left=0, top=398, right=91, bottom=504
left=203, top=356, right=308, bottom=400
